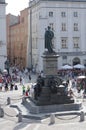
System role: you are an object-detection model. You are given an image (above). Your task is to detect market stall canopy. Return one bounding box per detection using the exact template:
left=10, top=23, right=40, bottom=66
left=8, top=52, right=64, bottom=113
left=77, top=75, right=86, bottom=79
left=61, top=65, right=73, bottom=70
left=3, top=69, right=7, bottom=73
left=73, top=64, right=85, bottom=69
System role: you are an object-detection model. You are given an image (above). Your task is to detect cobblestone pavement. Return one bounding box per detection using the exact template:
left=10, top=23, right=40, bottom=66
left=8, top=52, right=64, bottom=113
left=0, top=115, right=86, bottom=130
left=0, top=74, right=86, bottom=130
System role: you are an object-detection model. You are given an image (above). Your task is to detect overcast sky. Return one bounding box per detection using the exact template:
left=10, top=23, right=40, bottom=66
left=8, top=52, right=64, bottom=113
left=6, top=0, right=29, bottom=15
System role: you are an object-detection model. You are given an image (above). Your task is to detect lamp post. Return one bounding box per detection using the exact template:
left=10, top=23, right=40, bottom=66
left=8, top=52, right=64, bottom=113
left=4, top=59, right=10, bottom=74
left=30, top=6, right=32, bottom=69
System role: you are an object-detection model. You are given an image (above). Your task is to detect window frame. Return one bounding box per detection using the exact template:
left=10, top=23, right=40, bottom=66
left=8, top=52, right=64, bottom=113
left=61, top=12, right=66, bottom=17
left=49, top=11, right=53, bottom=17
left=74, top=23, right=78, bottom=31
left=74, top=12, right=78, bottom=17
left=61, top=37, right=68, bottom=48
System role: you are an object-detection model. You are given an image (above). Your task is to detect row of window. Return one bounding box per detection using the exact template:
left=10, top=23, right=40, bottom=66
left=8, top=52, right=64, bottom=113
left=49, top=23, right=78, bottom=31
left=61, top=37, right=79, bottom=48
left=62, top=23, right=78, bottom=31
left=49, top=11, right=78, bottom=17
left=61, top=43, right=79, bottom=48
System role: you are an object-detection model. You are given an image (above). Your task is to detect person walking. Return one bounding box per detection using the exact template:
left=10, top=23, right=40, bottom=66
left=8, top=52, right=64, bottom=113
left=22, top=85, right=25, bottom=95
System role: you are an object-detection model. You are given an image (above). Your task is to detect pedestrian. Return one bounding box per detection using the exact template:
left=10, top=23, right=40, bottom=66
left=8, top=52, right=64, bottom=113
left=29, top=74, right=31, bottom=80
left=0, top=83, right=2, bottom=91
left=27, top=85, right=30, bottom=92
left=19, top=76, right=22, bottom=85
left=22, top=85, right=25, bottom=95
left=25, top=90, right=28, bottom=96
left=0, top=75, right=3, bottom=91
left=15, top=84, right=18, bottom=90
left=5, top=82, right=8, bottom=91
left=10, top=83, right=14, bottom=90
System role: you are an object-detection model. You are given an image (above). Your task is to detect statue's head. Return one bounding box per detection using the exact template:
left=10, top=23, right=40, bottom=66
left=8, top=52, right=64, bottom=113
left=48, top=26, right=51, bottom=30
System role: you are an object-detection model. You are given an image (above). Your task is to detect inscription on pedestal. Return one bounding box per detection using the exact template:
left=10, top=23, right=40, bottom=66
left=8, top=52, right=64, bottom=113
left=42, top=54, right=59, bottom=76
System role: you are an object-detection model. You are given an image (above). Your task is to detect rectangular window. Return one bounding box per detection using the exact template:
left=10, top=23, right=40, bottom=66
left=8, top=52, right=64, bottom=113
left=62, top=56, right=67, bottom=65
left=73, top=37, right=79, bottom=48
left=62, top=23, right=66, bottom=31
left=49, top=12, right=53, bottom=17
left=61, top=12, right=66, bottom=17
left=74, top=12, right=78, bottom=17
left=61, top=37, right=67, bottom=48
left=63, top=55, right=67, bottom=59
left=74, top=23, right=78, bottom=31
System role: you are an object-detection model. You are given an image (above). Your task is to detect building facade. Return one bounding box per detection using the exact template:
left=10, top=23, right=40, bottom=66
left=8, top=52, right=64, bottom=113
left=28, top=0, right=86, bottom=72
left=6, top=8, right=29, bottom=69
left=0, top=0, right=7, bottom=70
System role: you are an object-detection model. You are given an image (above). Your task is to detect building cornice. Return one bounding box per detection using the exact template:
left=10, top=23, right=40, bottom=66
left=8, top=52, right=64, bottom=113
left=0, top=2, right=6, bottom=4
left=57, top=51, right=86, bottom=56
left=29, top=0, right=86, bottom=8
left=29, top=0, right=86, bottom=3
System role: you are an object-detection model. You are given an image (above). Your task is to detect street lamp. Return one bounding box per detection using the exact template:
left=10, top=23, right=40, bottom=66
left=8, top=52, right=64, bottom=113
left=4, top=59, right=10, bottom=74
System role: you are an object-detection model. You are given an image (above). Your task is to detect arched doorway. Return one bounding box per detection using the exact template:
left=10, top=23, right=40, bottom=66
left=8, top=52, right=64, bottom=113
left=73, top=57, right=80, bottom=65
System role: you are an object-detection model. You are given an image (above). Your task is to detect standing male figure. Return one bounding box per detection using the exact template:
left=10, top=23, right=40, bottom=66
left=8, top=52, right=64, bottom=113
left=45, top=26, right=54, bottom=53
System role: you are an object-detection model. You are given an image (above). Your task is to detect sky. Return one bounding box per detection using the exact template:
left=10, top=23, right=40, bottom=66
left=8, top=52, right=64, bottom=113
left=6, top=0, right=29, bottom=15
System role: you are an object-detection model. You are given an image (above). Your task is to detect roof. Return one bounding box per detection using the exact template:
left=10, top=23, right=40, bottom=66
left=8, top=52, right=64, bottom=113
left=44, top=0, right=86, bottom=1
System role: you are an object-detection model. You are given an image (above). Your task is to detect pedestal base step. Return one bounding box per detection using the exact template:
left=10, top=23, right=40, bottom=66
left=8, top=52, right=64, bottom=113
left=25, top=99, right=82, bottom=114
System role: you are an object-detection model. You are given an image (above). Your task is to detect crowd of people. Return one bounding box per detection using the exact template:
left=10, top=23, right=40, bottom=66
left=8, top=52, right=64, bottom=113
left=57, top=69, right=86, bottom=79
left=58, top=69, right=86, bottom=98
left=0, top=64, right=86, bottom=101
left=0, top=66, right=33, bottom=92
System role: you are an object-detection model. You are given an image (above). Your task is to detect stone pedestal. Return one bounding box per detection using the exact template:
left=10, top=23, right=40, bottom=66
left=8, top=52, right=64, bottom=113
left=30, top=52, right=75, bottom=106
left=42, top=53, right=59, bottom=76
left=32, top=86, right=74, bottom=106
left=27, top=99, right=82, bottom=114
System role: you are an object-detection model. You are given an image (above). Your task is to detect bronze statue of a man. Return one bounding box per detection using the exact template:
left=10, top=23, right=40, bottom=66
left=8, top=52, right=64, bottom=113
left=45, top=26, right=54, bottom=53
